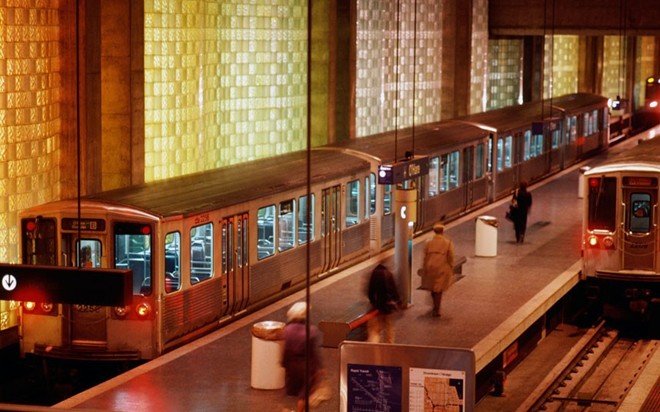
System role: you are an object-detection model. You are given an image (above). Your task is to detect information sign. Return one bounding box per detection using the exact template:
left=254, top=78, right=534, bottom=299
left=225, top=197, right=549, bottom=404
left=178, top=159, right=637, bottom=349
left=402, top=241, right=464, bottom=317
left=0, top=263, right=132, bottom=306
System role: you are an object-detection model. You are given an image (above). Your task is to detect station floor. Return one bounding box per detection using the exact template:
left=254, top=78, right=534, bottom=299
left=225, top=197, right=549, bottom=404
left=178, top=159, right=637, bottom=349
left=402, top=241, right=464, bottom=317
left=53, top=137, right=656, bottom=412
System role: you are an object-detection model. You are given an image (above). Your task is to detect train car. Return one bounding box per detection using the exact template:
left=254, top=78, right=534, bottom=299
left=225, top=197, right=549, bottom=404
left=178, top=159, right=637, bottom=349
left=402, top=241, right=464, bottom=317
left=16, top=93, right=610, bottom=361
left=457, top=93, right=609, bottom=201
left=582, top=123, right=660, bottom=324
left=324, top=120, right=491, bottom=251
left=18, top=150, right=373, bottom=360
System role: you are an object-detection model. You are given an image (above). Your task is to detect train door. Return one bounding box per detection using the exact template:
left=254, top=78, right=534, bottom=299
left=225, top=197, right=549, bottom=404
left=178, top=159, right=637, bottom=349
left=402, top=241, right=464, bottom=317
left=321, top=185, right=341, bottom=272
left=621, top=177, right=658, bottom=271
left=221, top=213, right=249, bottom=315
left=65, top=236, right=106, bottom=346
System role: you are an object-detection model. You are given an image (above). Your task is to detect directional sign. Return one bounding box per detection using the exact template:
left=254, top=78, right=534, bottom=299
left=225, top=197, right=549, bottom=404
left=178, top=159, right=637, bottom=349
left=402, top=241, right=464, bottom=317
left=0, top=264, right=132, bottom=306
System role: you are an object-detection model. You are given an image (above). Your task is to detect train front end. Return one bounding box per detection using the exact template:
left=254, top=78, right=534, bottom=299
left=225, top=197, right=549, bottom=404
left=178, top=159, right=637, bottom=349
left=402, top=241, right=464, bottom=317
left=18, top=203, right=159, bottom=361
left=582, top=167, right=660, bottom=326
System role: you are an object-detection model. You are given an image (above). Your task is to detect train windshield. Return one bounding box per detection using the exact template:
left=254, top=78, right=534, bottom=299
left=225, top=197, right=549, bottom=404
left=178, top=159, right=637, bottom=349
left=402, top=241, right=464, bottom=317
left=629, top=194, right=651, bottom=233
left=115, top=223, right=152, bottom=295
left=587, top=177, right=617, bottom=231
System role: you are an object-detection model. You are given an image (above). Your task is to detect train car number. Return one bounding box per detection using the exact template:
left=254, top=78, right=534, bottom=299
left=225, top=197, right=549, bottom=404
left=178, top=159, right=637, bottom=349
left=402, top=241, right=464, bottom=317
left=194, top=213, right=210, bottom=225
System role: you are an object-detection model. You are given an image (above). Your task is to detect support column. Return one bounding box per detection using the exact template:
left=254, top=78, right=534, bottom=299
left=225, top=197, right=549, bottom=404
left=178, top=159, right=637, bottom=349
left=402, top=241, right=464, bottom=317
left=394, top=187, right=416, bottom=306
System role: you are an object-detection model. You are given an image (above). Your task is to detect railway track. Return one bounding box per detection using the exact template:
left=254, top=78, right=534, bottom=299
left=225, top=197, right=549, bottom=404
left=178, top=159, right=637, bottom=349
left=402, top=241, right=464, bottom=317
left=522, top=321, right=659, bottom=411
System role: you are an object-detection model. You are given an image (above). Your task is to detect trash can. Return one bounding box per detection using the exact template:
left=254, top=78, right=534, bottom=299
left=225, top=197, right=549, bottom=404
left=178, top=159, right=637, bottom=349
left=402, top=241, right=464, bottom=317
left=578, top=166, right=591, bottom=198
left=475, top=215, right=498, bottom=257
left=251, top=320, right=286, bottom=390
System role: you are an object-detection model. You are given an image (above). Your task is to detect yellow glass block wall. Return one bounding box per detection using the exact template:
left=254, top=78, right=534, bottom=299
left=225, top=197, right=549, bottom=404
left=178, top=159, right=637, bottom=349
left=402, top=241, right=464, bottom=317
left=0, top=2, right=61, bottom=264
left=144, top=0, right=308, bottom=181
left=543, top=35, right=578, bottom=98
left=602, top=35, right=627, bottom=103
left=635, top=36, right=656, bottom=109
left=470, top=0, right=489, bottom=114
left=487, top=39, right=522, bottom=110
left=355, top=0, right=442, bottom=137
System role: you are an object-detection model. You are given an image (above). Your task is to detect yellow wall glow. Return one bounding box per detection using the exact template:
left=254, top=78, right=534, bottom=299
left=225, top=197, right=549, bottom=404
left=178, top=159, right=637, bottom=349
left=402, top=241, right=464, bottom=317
left=355, top=0, right=442, bottom=137
left=0, top=3, right=61, bottom=264
left=544, top=35, right=579, bottom=99
left=144, top=0, right=308, bottom=181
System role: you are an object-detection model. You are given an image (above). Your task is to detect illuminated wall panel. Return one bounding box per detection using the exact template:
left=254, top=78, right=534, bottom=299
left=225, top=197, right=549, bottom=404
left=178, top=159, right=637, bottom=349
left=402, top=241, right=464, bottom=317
left=144, top=0, right=308, bottom=181
left=543, top=35, right=578, bottom=98
left=635, top=36, right=655, bottom=109
left=602, top=36, right=626, bottom=102
left=0, top=2, right=61, bottom=263
left=469, top=0, right=489, bottom=114
left=487, top=39, right=522, bottom=110
left=355, top=0, right=442, bottom=137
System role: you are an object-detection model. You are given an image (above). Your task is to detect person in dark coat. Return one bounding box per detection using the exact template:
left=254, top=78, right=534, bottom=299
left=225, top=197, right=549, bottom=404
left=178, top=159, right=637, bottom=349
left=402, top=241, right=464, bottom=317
left=281, top=302, right=322, bottom=412
left=366, top=264, right=400, bottom=343
left=420, top=223, right=455, bottom=318
left=511, top=181, right=533, bottom=243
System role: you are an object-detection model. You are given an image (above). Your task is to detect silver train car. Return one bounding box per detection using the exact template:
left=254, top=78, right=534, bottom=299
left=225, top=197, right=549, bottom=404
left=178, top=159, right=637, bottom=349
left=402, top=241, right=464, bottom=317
left=582, top=124, right=660, bottom=324
left=17, top=93, right=609, bottom=361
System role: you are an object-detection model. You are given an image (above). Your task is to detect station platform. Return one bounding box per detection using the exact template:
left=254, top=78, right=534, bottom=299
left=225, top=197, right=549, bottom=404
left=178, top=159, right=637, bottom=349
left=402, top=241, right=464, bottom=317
left=51, top=138, right=656, bottom=412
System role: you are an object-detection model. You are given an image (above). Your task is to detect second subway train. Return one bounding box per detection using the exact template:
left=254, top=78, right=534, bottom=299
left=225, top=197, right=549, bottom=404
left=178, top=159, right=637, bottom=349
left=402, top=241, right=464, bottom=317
left=18, top=93, right=610, bottom=360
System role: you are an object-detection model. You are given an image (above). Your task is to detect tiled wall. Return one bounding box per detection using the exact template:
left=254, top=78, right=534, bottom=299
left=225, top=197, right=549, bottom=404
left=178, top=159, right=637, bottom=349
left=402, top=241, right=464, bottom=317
left=0, top=2, right=61, bottom=263
left=144, top=0, right=308, bottom=181
left=543, top=35, right=579, bottom=99
left=355, top=0, right=442, bottom=137
left=470, top=0, right=489, bottom=113
left=487, top=38, right=522, bottom=109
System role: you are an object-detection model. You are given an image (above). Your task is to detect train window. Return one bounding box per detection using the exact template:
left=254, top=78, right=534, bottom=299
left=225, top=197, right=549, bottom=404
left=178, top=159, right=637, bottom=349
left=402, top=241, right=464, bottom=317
left=523, top=131, right=532, bottom=160
left=165, top=232, right=181, bottom=293
left=504, top=136, right=513, bottom=168
left=77, top=239, right=101, bottom=268
left=190, top=223, right=213, bottom=284
left=476, top=143, right=484, bottom=178
left=369, top=173, right=376, bottom=214
left=525, top=132, right=542, bottom=159
left=587, top=177, right=617, bottom=232
left=591, top=110, right=599, bottom=133
left=346, top=179, right=360, bottom=227
left=114, top=223, right=152, bottom=295
left=258, top=205, right=275, bottom=259
left=629, top=193, right=652, bottom=233
left=496, top=140, right=504, bottom=171
left=364, top=176, right=370, bottom=219
left=298, top=194, right=314, bottom=244
left=279, top=199, right=295, bottom=251
left=583, top=112, right=592, bottom=136
left=551, top=128, right=560, bottom=149
left=441, top=151, right=460, bottom=191
left=569, top=116, right=577, bottom=142
left=383, top=184, right=392, bottom=215
left=428, top=157, right=439, bottom=196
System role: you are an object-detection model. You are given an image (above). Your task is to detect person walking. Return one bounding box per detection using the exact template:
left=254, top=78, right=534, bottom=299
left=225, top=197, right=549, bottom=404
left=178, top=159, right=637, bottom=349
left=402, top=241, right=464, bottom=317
left=366, top=264, right=400, bottom=343
left=511, top=181, right=532, bottom=243
left=419, top=223, right=455, bottom=318
left=281, top=302, right=324, bottom=412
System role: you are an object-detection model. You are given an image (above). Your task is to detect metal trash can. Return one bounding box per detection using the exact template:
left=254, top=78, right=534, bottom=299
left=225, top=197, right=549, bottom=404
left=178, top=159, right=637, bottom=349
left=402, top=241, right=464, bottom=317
left=578, top=166, right=591, bottom=198
left=475, top=215, right=498, bottom=257
left=251, top=320, right=286, bottom=390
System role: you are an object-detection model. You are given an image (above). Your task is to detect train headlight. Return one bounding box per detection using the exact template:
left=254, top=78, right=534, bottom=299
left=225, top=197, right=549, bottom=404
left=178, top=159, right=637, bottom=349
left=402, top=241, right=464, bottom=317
left=40, top=303, right=54, bottom=313
left=136, top=302, right=151, bottom=318
left=24, top=302, right=36, bottom=311
left=602, top=236, right=614, bottom=248
left=114, top=306, right=129, bottom=318
left=588, top=235, right=598, bottom=247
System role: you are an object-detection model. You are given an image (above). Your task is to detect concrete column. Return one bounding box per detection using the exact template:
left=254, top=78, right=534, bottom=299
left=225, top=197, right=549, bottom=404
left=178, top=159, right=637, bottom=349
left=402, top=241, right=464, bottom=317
left=394, top=188, right=417, bottom=306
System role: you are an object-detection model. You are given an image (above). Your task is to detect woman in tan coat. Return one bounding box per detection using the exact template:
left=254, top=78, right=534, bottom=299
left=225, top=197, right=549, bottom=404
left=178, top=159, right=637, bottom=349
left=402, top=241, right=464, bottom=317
left=420, top=223, right=454, bottom=317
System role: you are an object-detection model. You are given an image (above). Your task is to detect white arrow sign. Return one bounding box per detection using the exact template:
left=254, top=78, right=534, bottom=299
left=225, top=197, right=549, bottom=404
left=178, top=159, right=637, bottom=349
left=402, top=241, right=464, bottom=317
left=2, top=274, right=17, bottom=291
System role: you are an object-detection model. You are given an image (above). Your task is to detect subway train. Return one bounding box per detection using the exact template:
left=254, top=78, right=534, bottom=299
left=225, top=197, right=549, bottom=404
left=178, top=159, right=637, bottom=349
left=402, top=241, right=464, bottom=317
left=582, top=123, right=660, bottom=326
left=16, top=93, right=610, bottom=361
